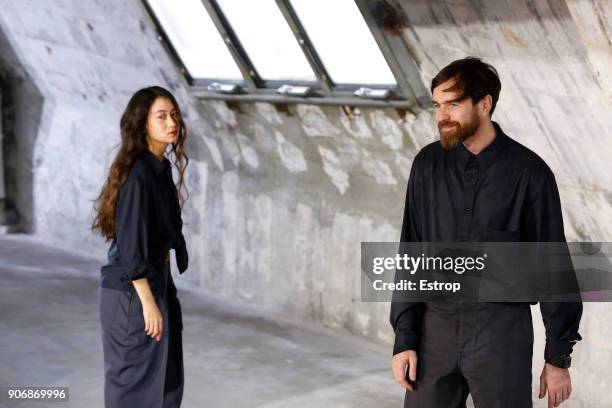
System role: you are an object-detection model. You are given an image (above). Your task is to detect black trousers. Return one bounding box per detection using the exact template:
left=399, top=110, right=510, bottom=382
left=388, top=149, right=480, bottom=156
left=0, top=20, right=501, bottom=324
left=404, top=302, right=534, bottom=408
left=100, top=262, right=184, bottom=408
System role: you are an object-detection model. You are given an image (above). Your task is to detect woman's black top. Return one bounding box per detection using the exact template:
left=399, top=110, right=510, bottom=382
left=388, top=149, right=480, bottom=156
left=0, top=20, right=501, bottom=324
left=100, top=149, right=188, bottom=295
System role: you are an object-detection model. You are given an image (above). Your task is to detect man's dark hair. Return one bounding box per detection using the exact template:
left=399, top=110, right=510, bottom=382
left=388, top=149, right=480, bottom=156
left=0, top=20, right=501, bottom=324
left=430, top=57, right=501, bottom=116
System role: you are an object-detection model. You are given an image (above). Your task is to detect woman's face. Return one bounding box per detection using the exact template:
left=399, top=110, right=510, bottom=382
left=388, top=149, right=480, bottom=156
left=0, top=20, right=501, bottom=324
left=145, top=96, right=180, bottom=148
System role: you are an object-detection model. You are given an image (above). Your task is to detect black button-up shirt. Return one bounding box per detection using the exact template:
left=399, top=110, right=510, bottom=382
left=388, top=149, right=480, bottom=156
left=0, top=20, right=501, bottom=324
left=390, top=121, right=582, bottom=361
left=100, top=149, right=188, bottom=295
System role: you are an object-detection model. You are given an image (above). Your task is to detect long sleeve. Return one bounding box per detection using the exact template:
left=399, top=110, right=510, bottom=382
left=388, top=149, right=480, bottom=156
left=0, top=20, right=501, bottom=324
left=524, top=164, right=583, bottom=361
left=390, top=153, right=425, bottom=355
left=116, top=176, right=152, bottom=281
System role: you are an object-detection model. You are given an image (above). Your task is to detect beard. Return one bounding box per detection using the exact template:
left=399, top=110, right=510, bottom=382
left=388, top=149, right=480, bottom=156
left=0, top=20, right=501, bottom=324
left=438, top=111, right=481, bottom=150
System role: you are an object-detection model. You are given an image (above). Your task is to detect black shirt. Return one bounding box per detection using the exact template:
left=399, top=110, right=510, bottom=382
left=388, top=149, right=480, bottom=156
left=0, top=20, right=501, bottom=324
left=390, top=121, right=582, bottom=361
left=100, top=149, right=188, bottom=295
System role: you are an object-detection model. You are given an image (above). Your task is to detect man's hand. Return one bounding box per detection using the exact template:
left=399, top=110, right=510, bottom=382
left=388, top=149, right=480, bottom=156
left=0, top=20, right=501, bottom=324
left=392, top=350, right=418, bottom=391
left=539, top=363, right=572, bottom=408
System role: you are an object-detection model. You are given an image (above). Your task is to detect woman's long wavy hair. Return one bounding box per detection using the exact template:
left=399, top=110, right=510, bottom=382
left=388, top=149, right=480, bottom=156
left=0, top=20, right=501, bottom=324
left=92, top=86, right=189, bottom=241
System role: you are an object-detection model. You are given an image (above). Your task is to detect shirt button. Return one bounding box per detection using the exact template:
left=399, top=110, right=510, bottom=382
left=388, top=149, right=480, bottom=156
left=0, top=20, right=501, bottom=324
left=464, top=207, right=472, bottom=213
left=467, top=175, right=475, bottom=182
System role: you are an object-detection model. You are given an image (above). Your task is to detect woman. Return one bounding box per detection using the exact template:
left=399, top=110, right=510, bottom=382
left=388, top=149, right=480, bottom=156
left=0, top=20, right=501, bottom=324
left=92, top=86, right=189, bottom=408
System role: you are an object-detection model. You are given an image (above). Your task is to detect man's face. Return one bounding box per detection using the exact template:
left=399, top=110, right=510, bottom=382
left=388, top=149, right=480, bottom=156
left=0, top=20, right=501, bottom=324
left=432, top=79, right=481, bottom=150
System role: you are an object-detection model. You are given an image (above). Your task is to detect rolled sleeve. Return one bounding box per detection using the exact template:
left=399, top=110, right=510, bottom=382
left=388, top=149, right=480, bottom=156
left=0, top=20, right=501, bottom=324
left=116, top=176, right=151, bottom=281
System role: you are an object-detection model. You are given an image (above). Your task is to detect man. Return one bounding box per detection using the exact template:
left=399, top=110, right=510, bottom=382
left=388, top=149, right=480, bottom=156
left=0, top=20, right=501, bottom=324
left=390, top=57, right=582, bottom=408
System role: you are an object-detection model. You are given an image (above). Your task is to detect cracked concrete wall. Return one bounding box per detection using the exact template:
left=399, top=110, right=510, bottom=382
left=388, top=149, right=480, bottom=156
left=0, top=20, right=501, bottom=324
left=185, top=100, right=433, bottom=343
left=0, top=1, right=611, bottom=405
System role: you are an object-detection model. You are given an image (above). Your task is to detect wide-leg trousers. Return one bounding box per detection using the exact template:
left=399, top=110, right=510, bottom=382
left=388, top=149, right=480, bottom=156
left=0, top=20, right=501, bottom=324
left=404, top=302, right=534, bottom=408
left=99, top=262, right=184, bottom=408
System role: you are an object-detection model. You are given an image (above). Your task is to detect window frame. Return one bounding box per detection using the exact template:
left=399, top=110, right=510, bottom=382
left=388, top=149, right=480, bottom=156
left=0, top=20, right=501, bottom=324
left=141, top=0, right=431, bottom=108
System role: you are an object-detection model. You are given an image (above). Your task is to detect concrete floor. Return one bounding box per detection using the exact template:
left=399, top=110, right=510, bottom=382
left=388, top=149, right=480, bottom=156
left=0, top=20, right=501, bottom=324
left=0, top=234, right=404, bottom=407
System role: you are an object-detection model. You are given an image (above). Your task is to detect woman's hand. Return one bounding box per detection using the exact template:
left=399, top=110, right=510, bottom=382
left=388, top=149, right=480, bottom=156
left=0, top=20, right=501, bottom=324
left=132, top=278, right=163, bottom=342
left=141, top=298, right=163, bottom=342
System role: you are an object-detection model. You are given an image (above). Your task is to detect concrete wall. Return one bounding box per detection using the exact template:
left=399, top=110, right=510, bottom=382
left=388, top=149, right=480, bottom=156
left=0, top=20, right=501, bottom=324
left=0, top=1, right=610, bottom=405
left=0, top=23, right=44, bottom=231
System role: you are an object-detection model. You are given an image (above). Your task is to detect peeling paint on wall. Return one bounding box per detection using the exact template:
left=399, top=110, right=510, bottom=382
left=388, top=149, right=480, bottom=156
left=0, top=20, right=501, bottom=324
left=318, top=146, right=350, bottom=194
left=274, top=131, right=308, bottom=173
left=296, top=104, right=341, bottom=137
left=370, top=110, right=403, bottom=150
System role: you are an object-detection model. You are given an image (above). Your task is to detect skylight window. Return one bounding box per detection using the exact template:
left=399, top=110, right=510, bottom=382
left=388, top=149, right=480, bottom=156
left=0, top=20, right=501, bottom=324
left=143, top=0, right=431, bottom=106
left=216, top=0, right=316, bottom=82
left=147, top=0, right=242, bottom=80
left=289, top=0, right=396, bottom=85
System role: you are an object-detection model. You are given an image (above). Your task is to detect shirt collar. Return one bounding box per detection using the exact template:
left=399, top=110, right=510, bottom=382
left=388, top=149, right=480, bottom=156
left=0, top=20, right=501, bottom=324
left=141, top=149, right=171, bottom=176
left=455, top=121, right=509, bottom=170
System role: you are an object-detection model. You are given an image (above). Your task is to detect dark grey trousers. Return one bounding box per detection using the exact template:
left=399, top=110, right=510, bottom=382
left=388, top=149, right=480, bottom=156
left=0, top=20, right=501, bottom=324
left=99, top=262, right=184, bottom=408
left=404, top=302, right=534, bottom=408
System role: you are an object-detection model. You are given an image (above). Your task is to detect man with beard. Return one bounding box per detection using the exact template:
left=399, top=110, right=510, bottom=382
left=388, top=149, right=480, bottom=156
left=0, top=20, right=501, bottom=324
left=390, top=57, right=582, bottom=408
